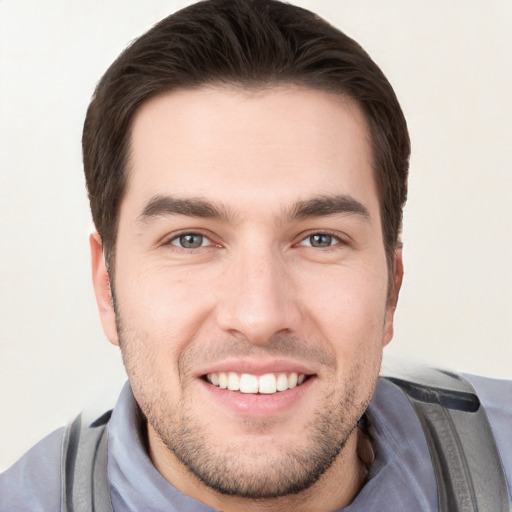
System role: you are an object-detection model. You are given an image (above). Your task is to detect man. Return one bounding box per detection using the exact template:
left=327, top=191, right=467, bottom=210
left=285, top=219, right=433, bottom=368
left=1, top=1, right=510, bottom=511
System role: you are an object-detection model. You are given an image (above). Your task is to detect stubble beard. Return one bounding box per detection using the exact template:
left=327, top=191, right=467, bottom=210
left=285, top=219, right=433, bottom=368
left=116, top=316, right=378, bottom=500
left=149, top=381, right=365, bottom=499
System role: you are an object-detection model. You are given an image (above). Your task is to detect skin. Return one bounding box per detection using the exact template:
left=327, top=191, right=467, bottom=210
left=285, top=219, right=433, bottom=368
left=91, top=86, right=403, bottom=512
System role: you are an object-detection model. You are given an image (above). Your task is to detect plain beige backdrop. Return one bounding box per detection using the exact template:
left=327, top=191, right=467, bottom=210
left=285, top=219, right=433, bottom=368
left=1, top=0, right=511, bottom=472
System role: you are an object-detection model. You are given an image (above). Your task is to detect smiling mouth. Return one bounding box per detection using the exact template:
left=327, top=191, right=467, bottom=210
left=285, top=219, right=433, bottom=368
left=203, top=372, right=311, bottom=395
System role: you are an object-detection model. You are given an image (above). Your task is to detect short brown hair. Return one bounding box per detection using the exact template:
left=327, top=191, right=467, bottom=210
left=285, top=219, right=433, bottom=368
left=83, top=0, right=410, bottom=270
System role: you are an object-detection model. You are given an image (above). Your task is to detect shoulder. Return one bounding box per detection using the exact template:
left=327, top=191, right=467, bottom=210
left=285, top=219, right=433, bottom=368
left=465, top=373, right=512, bottom=417
left=464, top=373, right=512, bottom=496
left=0, top=427, right=64, bottom=512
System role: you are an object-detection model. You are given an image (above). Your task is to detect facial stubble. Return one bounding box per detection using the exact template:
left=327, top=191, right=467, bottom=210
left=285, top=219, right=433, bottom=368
left=116, top=307, right=378, bottom=500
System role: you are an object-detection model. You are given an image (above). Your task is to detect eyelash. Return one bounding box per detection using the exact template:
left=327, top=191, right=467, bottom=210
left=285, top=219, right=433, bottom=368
left=165, top=232, right=216, bottom=250
left=163, top=230, right=348, bottom=252
left=295, top=230, right=348, bottom=250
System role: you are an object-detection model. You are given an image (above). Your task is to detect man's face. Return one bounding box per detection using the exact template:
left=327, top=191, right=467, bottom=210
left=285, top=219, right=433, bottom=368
left=92, top=86, right=401, bottom=501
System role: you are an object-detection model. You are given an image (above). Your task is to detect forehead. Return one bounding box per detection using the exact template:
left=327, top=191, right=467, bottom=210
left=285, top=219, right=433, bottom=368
left=124, top=85, right=378, bottom=223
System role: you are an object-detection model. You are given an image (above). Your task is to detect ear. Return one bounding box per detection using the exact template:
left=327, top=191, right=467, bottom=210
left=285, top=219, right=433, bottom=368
left=383, top=247, right=404, bottom=347
left=90, top=232, right=119, bottom=346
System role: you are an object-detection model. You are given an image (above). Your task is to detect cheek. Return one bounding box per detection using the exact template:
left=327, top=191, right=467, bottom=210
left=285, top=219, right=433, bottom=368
left=114, top=263, right=217, bottom=356
left=113, top=272, right=200, bottom=403
left=300, top=266, right=389, bottom=352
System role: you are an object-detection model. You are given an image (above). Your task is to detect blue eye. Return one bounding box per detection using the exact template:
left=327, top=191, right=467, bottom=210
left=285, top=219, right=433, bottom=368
left=301, top=233, right=336, bottom=248
left=171, top=234, right=209, bottom=249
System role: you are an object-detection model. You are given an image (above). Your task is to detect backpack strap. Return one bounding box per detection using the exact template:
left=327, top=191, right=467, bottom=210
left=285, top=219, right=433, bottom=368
left=61, top=410, right=114, bottom=512
left=381, top=363, right=510, bottom=512
left=60, top=366, right=510, bottom=512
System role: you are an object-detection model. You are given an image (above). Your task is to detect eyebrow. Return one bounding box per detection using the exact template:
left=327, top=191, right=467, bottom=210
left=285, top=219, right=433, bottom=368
left=137, top=195, right=235, bottom=224
left=137, top=193, right=370, bottom=225
left=286, top=194, right=370, bottom=222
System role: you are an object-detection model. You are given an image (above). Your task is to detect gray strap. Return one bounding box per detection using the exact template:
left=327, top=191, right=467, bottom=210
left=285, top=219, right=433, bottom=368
left=61, top=411, right=114, bottom=512
left=60, top=367, right=509, bottom=511
left=382, top=365, right=510, bottom=512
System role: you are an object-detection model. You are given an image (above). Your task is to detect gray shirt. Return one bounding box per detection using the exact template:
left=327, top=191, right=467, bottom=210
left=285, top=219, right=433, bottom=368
left=1, top=374, right=511, bottom=511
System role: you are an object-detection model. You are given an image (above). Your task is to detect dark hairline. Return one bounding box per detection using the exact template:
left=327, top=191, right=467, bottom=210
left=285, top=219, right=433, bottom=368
left=84, top=0, right=410, bottom=280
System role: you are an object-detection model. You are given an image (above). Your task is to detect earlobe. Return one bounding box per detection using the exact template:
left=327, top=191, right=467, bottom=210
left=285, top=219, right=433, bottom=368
left=383, top=248, right=404, bottom=346
left=90, top=232, right=119, bottom=346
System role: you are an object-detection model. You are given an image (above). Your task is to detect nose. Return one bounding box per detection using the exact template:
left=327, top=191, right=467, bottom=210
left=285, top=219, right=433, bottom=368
left=215, top=244, right=301, bottom=346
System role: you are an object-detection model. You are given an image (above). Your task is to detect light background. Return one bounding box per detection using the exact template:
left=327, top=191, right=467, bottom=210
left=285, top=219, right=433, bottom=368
left=1, top=0, right=511, bottom=472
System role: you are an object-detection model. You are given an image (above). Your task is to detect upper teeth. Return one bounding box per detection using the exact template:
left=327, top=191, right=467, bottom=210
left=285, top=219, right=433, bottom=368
left=206, top=372, right=306, bottom=394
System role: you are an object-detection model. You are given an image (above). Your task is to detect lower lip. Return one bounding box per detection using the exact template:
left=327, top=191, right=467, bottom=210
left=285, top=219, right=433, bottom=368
left=198, top=377, right=315, bottom=417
